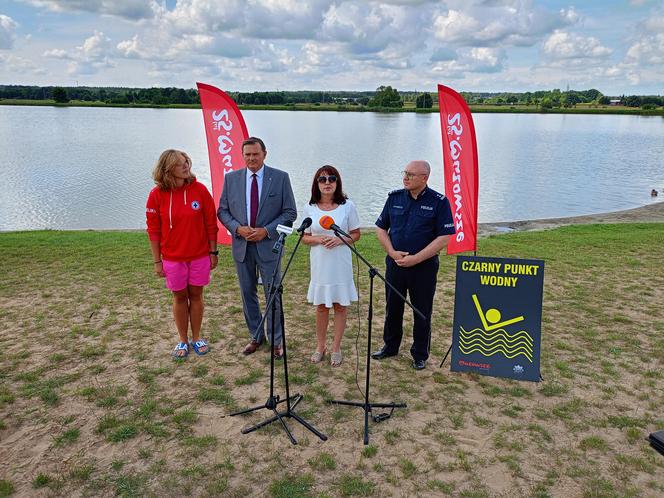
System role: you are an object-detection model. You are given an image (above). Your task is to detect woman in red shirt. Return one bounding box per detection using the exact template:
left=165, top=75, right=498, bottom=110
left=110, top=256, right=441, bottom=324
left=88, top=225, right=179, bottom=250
left=146, top=150, right=219, bottom=358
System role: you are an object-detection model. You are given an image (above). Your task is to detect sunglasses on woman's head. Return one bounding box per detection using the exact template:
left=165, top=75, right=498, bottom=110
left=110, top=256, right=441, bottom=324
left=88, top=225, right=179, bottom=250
left=317, top=175, right=337, bottom=184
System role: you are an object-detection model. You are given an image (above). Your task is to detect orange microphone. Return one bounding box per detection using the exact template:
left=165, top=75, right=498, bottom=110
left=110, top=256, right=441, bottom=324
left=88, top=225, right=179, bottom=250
left=319, top=215, right=334, bottom=230
left=318, top=215, right=351, bottom=238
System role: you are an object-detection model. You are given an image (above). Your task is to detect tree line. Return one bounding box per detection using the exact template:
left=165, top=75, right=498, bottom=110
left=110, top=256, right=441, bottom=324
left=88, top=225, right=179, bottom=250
left=1, top=85, right=661, bottom=109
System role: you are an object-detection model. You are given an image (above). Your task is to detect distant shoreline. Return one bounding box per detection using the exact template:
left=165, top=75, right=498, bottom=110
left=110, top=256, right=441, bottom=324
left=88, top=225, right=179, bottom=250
left=1, top=99, right=663, bottom=116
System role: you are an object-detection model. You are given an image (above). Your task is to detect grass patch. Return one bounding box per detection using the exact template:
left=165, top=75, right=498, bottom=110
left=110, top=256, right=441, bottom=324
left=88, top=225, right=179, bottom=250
left=0, top=480, right=14, bottom=497
left=112, top=472, right=147, bottom=497
left=361, top=445, right=378, bottom=458
left=308, top=452, right=336, bottom=471
left=269, top=473, right=314, bottom=498
left=108, top=424, right=139, bottom=443
left=197, top=387, right=235, bottom=407
left=338, top=474, right=375, bottom=496
left=234, top=368, right=263, bottom=386
left=53, top=427, right=80, bottom=447
left=172, top=408, right=197, bottom=426
left=32, top=474, right=51, bottom=489
left=182, top=435, right=217, bottom=457
left=579, top=436, right=609, bottom=452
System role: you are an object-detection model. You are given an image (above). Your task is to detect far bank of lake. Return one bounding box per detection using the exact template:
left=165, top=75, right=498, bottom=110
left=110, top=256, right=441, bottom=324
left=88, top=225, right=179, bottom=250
left=1, top=99, right=663, bottom=117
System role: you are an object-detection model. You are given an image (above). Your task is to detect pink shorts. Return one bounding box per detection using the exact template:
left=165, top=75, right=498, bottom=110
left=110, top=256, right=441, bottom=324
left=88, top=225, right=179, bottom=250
left=162, top=255, right=211, bottom=292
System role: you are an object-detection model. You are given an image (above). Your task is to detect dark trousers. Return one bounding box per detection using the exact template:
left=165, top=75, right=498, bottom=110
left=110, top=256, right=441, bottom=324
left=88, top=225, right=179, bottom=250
left=383, top=256, right=438, bottom=361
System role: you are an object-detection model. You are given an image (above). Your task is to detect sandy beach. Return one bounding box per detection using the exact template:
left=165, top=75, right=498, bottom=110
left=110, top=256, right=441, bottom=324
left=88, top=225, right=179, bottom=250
left=478, top=200, right=664, bottom=237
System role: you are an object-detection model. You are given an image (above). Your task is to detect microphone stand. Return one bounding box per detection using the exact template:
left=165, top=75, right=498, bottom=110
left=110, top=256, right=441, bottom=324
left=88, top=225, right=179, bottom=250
left=328, top=229, right=426, bottom=445
left=230, top=230, right=327, bottom=445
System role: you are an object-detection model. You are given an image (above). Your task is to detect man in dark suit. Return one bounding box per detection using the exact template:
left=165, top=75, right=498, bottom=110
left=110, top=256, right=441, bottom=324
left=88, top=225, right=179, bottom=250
left=218, top=137, right=297, bottom=358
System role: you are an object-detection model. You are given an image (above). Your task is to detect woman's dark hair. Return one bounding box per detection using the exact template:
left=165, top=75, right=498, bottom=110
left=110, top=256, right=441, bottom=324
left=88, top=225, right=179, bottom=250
left=309, top=165, right=347, bottom=205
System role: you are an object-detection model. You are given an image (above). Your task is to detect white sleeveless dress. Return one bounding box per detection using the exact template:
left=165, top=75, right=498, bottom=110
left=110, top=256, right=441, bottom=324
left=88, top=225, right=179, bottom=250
left=303, top=201, right=360, bottom=307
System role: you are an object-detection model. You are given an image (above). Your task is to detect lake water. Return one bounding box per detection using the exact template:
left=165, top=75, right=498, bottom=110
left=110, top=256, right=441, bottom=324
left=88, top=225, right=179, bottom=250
left=1, top=105, right=662, bottom=231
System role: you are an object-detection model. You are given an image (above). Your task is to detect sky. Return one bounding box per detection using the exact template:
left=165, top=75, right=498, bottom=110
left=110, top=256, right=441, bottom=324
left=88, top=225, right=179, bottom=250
left=0, top=0, right=663, bottom=95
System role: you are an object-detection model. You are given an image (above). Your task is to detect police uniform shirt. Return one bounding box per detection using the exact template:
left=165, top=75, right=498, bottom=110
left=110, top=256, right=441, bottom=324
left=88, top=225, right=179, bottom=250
left=375, top=187, right=455, bottom=256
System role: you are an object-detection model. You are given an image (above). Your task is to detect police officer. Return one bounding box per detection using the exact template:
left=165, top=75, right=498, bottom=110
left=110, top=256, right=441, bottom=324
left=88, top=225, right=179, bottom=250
left=372, top=160, right=455, bottom=370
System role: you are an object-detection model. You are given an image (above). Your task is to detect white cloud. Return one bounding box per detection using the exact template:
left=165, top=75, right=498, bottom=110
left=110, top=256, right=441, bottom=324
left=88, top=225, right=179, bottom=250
left=626, top=33, right=664, bottom=65
left=243, top=0, right=332, bottom=39
left=20, top=0, right=155, bottom=20
left=433, top=3, right=579, bottom=47
left=322, top=3, right=398, bottom=54
left=543, top=31, right=612, bottom=60
left=0, top=53, right=46, bottom=74
left=42, top=48, right=69, bottom=58
left=433, top=10, right=480, bottom=44
left=79, top=30, right=112, bottom=59
left=468, top=47, right=505, bottom=72
left=43, top=30, right=114, bottom=76
left=643, top=15, right=664, bottom=32
left=432, top=47, right=506, bottom=77
left=320, top=0, right=425, bottom=70
left=251, top=41, right=296, bottom=73
left=625, top=15, right=664, bottom=65
left=0, top=14, right=18, bottom=49
left=430, top=47, right=456, bottom=62
left=159, top=0, right=246, bottom=34
left=116, top=35, right=143, bottom=58
left=295, top=41, right=350, bottom=75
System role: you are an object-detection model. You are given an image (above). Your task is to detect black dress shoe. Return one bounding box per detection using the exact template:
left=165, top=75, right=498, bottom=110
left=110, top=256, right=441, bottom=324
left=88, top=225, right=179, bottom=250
left=371, top=346, right=397, bottom=360
left=412, top=359, right=426, bottom=370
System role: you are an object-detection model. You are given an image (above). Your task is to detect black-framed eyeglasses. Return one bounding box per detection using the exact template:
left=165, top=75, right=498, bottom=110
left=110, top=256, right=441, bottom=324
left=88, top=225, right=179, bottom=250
left=317, top=175, right=337, bottom=184
left=402, top=171, right=426, bottom=180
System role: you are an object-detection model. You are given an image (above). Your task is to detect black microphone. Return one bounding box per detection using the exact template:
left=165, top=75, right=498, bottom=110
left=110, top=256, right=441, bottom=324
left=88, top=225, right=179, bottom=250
left=319, top=215, right=351, bottom=238
left=272, top=222, right=293, bottom=254
left=296, top=217, right=313, bottom=234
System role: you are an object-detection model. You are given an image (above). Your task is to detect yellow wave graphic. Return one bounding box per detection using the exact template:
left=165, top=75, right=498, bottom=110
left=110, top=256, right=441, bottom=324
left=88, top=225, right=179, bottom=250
left=459, top=344, right=533, bottom=362
left=460, top=337, right=533, bottom=355
left=460, top=326, right=533, bottom=345
left=459, top=326, right=534, bottom=363
left=459, top=342, right=533, bottom=358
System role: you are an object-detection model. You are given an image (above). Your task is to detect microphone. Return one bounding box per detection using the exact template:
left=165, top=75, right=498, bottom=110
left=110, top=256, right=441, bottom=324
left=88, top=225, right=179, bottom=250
left=319, top=215, right=351, bottom=238
left=272, top=223, right=293, bottom=254
left=296, top=217, right=313, bottom=234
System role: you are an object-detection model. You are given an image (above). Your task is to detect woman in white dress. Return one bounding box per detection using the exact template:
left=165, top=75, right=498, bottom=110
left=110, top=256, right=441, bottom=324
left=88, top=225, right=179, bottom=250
left=302, top=165, right=361, bottom=366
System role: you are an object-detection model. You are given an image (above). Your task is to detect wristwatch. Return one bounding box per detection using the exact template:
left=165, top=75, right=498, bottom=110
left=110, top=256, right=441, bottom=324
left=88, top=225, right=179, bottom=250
left=209, top=250, right=219, bottom=256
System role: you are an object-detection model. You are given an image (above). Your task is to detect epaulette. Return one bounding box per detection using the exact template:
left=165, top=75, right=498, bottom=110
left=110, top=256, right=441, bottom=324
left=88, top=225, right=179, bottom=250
left=388, top=188, right=404, bottom=196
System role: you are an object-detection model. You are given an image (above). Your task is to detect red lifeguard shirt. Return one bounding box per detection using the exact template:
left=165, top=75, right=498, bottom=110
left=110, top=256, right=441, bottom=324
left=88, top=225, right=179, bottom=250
left=146, top=180, right=218, bottom=262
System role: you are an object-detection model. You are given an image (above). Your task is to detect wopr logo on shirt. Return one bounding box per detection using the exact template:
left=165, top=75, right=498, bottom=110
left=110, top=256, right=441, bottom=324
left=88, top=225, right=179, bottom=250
left=191, top=201, right=201, bottom=210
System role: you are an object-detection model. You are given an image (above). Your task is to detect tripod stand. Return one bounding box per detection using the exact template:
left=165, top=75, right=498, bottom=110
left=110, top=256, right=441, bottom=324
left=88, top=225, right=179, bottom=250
left=230, top=231, right=327, bottom=445
left=328, top=232, right=425, bottom=444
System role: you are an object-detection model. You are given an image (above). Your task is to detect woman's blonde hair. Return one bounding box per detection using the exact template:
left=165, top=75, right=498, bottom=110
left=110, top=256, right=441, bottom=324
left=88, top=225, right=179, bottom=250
left=152, top=149, right=196, bottom=190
